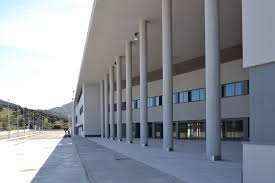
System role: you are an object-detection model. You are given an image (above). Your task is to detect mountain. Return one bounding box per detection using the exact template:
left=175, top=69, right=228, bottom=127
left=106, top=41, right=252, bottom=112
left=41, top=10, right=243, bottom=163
left=49, top=102, right=72, bottom=118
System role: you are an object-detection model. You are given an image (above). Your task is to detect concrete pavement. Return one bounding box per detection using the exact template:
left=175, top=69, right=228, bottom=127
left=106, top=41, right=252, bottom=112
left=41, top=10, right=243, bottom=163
left=89, top=138, right=242, bottom=183
left=74, top=137, right=185, bottom=183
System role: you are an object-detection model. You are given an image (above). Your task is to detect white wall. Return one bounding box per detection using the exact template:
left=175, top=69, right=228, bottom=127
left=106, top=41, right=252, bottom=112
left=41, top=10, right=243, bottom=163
left=242, top=0, right=275, bottom=68
left=83, top=84, right=101, bottom=136
left=243, top=143, right=275, bottom=183
left=116, top=59, right=249, bottom=123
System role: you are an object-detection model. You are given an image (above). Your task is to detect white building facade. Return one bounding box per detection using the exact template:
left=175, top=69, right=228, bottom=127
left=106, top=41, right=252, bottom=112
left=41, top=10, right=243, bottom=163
left=72, top=0, right=275, bottom=182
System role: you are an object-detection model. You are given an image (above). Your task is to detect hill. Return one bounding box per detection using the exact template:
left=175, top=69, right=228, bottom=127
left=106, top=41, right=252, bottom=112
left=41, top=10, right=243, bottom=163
left=49, top=102, right=72, bottom=118
left=0, top=99, right=69, bottom=130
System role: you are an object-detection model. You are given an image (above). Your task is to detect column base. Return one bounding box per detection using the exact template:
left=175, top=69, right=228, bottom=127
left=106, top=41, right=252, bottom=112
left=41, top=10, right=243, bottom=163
left=110, top=137, right=115, bottom=140
left=141, top=143, right=148, bottom=147
left=105, top=137, right=109, bottom=139
left=117, top=139, right=122, bottom=142
left=208, top=155, right=221, bottom=161
left=165, top=147, right=173, bottom=152
left=127, top=141, right=133, bottom=144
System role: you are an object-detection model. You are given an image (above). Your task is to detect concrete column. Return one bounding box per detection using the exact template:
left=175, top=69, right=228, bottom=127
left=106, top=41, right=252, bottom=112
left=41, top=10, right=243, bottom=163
left=116, top=56, right=122, bottom=141
left=162, top=0, right=173, bottom=151
left=100, top=80, right=105, bottom=138
left=109, top=66, right=115, bottom=140
left=139, top=19, right=148, bottom=146
left=205, top=0, right=221, bottom=161
left=104, top=74, right=109, bottom=138
left=126, top=41, right=133, bottom=143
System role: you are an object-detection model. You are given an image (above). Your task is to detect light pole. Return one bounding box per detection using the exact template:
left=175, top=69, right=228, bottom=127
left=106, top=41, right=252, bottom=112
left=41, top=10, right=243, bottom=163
left=17, top=108, right=19, bottom=137
left=33, top=113, right=35, bottom=134
left=7, top=99, right=11, bottom=138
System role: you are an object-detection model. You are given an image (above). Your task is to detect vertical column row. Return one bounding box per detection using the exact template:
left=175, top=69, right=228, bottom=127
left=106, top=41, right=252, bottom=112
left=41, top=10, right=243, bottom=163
left=116, top=56, right=122, bottom=141
left=100, top=80, right=105, bottom=138
left=162, top=0, right=173, bottom=151
left=109, top=66, right=115, bottom=140
left=104, top=74, right=109, bottom=139
left=139, top=19, right=148, bottom=147
left=126, top=41, right=133, bottom=143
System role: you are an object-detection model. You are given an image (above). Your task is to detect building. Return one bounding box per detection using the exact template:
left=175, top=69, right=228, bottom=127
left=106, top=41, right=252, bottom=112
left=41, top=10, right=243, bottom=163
left=72, top=0, right=275, bottom=182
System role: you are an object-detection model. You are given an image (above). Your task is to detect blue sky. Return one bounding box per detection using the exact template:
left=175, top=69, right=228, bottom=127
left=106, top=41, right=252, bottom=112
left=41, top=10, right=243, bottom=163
left=0, top=0, right=93, bottom=109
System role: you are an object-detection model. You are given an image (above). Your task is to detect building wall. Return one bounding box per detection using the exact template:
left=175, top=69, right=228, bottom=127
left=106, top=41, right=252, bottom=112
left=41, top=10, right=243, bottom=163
left=75, top=85, right=85, bottom=137
left=242, top=0, right=275, bottom=67
left=83, top=84, right=101, bottom=137
left=249, top=62, right=275, bottom=142
left=115, top=59, right=249, bottom=123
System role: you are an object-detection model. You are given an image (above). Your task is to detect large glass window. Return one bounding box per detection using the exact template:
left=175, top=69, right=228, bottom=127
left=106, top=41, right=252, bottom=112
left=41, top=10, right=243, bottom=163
left=179, top=91, right=189, bottom=103
left=173, top=93, right=178, bottom=104
left=222, top=81, right=248, bottom=97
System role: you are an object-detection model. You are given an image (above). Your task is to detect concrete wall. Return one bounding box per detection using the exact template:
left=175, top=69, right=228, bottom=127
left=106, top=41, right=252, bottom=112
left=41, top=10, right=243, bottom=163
left=249, top=62, right=275, bottom=142
left=115, top=59, right=249, bottom=123
left=242, top=0, right=275, bottom=67
left=83, top=84, right=101, bottom=136
left=243, top=143, right=275, bottom=183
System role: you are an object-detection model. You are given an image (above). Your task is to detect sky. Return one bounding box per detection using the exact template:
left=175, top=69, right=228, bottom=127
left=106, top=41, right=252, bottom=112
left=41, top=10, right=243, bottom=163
left=0, top=0, right=93, bottom=110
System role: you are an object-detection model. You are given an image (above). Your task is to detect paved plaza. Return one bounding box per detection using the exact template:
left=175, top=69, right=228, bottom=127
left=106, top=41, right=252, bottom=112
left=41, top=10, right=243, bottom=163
left=89, top=138, right=243, bottom=183
left=0, top=131, right=243, bottom=183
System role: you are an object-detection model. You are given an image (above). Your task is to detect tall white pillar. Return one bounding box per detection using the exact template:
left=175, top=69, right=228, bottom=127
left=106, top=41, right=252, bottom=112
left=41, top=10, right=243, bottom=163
left=126, top=41, right=133, bottom=143
left=116, top=56, right=122, bottom=141
left=109, top=66, right=115, bottom=140
left=104, top=74, right=109, bottom=139
left=205, top=0, right=221, bottom=161
left=139, top=19, right=148, bottom=146
left=100, top=80, right=105, bottom=138
left=162, top=0, right=173, bottom=151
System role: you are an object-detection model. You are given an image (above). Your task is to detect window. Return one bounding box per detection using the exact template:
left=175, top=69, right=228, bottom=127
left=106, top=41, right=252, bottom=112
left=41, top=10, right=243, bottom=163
left=155, top=96, right=162, bottom=106
left=179, top=91, right=189, bottom=103
left=132, top=100, right=136, bottom=109
left=222, top=81, right=249, bottom=97
left=199, top=88, right=206, bottom=101
left=224, top=83, right=235, bottom=97
left=191, top=89, right=200, bottom=101
left=122, top=102, right=126, bottom=111
left=173, top=93, right=178, bottom=104
left=234, top=82, right=242, bottom=96
left=79, top=106, right=83, bottom=115
left=147, top=97, right=155, bottom=108
left=114, top=104, right=117, bottom=111
left=136, top=100, right=140, bottom=109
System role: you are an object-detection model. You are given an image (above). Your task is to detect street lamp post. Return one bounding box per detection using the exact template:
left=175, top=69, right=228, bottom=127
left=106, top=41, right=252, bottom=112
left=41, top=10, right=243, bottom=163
left=7, top=99, right=10, bottom=138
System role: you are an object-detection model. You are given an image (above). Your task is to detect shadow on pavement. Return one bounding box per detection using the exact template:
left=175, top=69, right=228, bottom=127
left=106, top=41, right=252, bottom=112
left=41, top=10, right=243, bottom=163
left=31, top=136, right=89, bottom=183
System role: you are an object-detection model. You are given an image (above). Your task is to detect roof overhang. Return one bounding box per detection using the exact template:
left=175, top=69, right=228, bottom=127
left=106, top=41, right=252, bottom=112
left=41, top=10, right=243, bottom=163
left=75, top=0, right=242, bottom=100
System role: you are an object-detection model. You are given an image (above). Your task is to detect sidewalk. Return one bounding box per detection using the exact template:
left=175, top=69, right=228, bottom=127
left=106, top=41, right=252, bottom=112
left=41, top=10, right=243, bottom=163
left=74, top=137, right=185, bottom=183
left=89, top=138, right=242, bottom=183
left=32, top=137, right=89, bottom=183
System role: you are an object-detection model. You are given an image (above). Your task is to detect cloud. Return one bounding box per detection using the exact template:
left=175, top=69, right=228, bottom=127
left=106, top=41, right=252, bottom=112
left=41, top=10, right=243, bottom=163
left=0, top=0, right=93, bottom=109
